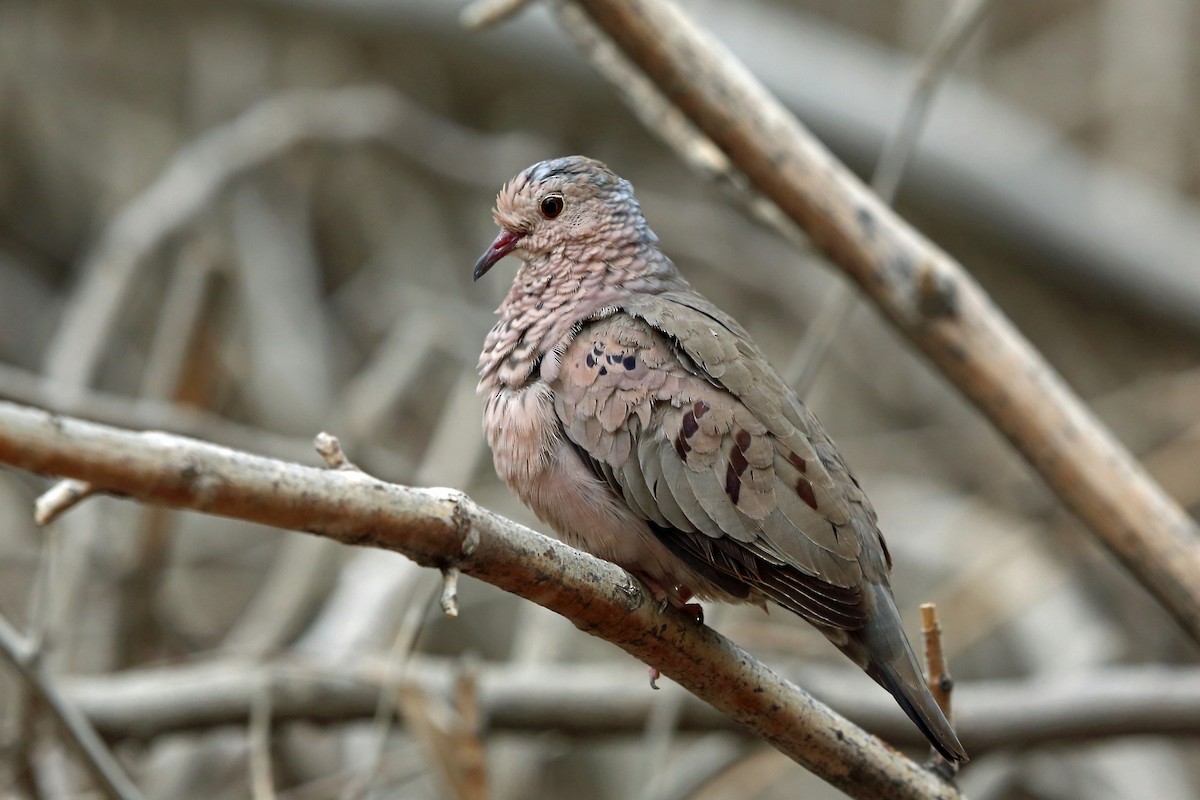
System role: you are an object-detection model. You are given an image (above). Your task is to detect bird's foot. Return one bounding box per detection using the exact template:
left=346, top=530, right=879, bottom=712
left=634, top=575, right=702, bottom=622
left=648, top=665, right=661, bottom=690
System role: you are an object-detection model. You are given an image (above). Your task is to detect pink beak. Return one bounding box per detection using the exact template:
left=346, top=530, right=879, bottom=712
left=473, top=229, right=524, bottom=281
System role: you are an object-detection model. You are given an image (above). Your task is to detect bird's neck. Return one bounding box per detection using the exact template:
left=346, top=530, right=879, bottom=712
left=477, top=245, right=684, bottom=391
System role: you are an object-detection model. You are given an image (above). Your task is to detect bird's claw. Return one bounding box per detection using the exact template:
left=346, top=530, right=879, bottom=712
left=648, top=665, right=661, bottom=690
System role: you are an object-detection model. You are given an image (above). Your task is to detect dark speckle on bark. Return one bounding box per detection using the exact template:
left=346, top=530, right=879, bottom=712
left=890, top=252, right=915, bottom=281
left=856, top=206, right=875, bottom=239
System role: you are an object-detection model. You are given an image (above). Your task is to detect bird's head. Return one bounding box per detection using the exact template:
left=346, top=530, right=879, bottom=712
left=473, top=156, right=652, bottom=280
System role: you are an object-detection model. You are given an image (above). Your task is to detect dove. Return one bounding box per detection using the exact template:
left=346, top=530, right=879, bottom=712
left=474, top=156, right=966, bottom=763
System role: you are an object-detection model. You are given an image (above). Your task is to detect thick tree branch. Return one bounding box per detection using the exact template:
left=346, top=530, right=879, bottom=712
left=568, top=0, right=1200, bottom=644
left=0, top=400, right=957, bottom=800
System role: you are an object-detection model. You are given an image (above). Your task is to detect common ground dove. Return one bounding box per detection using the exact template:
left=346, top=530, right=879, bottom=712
left=474, top=156, right=967, bottom=762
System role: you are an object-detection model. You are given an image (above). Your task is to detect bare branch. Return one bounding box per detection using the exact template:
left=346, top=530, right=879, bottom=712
left=0, top=399, right=956, bottom=800
left=60, top=655, right=1200, bottom=752
left=567, top=0, right=1200, bottom=644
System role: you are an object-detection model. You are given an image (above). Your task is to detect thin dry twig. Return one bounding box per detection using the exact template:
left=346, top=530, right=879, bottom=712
left=920, top=603, right=958, bottom=778
left=33, top=479, right=97, bottom=526
left=249, top=680, right=277, bottom=800
left=460, top=0, right=535, bottom=30
left=920, top=604, right=955, bottom=725
left=0, top=613, right=146, bottom=800
left=440, top=567, right=461, bottom=618
left=0, top=400, right=957, bottom=800
left=568, top=0, right=1200, bottom=645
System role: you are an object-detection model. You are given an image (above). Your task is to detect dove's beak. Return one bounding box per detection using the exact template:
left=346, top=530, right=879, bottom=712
left=473, top=229, right=524, bottom=281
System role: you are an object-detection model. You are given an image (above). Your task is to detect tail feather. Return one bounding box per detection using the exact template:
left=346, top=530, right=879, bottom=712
left=856, top=585, right=968, bottom=763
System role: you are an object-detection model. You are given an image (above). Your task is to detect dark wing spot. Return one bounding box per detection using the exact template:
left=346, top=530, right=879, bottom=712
left=724, top=462, right=742, bottom=504
left=735, top=430, right=751, bottom=451
left=681, top=411, right=699, bottom=438
left=692, top=400, right=710, bottom=418
left=796, top=476, right=818, bottom=510
left=586, top=354, right=596, bottom=368
left=729, top=444, right=749, bottom=476
left=787, top=452, right=807, bottom=473
left=599, top=366, right=608, bottom=376
left=623, top=355, right=637, bottom=370
left=674, top=433, right=692, bottom=460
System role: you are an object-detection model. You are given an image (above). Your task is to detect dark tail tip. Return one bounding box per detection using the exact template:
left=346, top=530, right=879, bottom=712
left=869, top=661, right=969, bottom=763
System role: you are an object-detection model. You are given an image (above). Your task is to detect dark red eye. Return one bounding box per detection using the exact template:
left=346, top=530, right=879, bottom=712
left=540, top=194, right=564, bottom=219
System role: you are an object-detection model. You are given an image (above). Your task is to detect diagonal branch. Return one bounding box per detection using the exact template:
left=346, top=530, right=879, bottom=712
left=0, top=399, right=957, bottom=800
left=567, top=0, right=1200, bottom=644
left=0, top=613, right=146, bottom=800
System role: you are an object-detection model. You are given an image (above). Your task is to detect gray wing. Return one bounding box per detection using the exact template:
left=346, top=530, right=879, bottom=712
left=550, top=299, right=891, bottom=630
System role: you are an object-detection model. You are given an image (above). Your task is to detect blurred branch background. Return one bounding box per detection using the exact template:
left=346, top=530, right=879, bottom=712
left=1, top=0, right=1199, bottom=798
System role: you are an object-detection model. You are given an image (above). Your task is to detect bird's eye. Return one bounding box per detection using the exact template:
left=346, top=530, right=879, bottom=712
left=539, top=194, right=565, bottom=219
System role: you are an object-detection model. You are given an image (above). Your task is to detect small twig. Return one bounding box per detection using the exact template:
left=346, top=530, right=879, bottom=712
left=440, top=567, right=461, bottom=618
left=0, top=613, right=146, bottom=800
left=920, top=603, right=958, bottom=778
left=920, top=604, right=954, bottom=722
left=249, top=679, right=276, bottom=800
left=314, top=432, right=362, bottom=473
left=460, top=0, right=535, bottom=30
left=33, top=479, right=97, bottom=526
